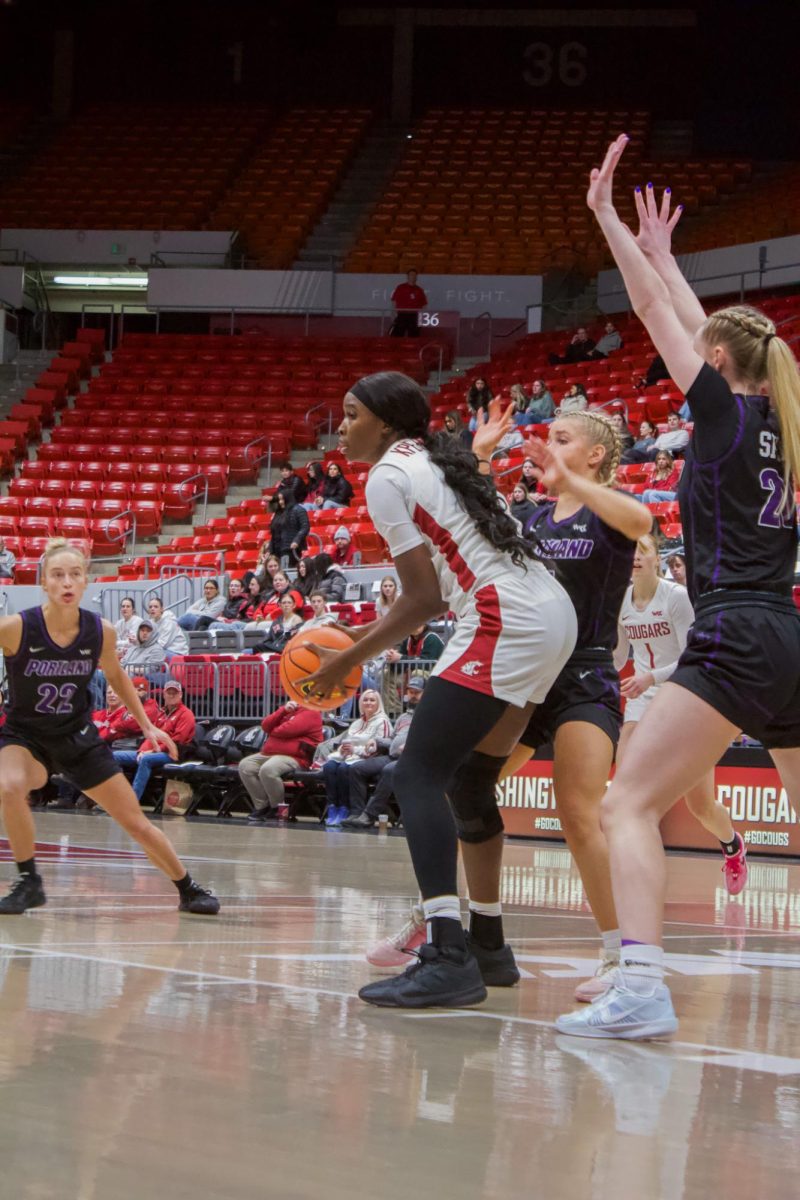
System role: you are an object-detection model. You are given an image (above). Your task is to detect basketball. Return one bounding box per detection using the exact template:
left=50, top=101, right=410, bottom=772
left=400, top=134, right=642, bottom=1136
left=279, top=625, right=362, bottom=711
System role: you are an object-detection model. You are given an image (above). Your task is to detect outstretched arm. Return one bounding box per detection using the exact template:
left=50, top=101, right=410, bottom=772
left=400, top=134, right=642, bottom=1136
left=588, top=136, right=705, bottom=396
left=630, top=184, right=706, bottom=341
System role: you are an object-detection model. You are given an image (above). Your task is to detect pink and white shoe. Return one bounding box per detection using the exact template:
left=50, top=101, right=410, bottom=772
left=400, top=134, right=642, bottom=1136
left=722, top=834, right=748, bottom=896
left=574, top=955, right=620, bottom=1003
left=366, top=904, right=425, bottom=968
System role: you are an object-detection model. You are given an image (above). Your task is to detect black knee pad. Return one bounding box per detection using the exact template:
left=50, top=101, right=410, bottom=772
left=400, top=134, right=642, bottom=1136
left=448, top=752, right=506, bottom=844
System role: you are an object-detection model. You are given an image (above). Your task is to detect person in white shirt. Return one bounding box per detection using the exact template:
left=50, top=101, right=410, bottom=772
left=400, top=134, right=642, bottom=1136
left=615, top=533, right=747, bottom=899
left=651, top=411, right=690, bottom=456
left=299, top=590, right=337, bottom=632
left=113, top=597, right=142, bottom=659
left=302, top=372, right=576, bottom=1010
left=146, top=596, right=188, bottom=658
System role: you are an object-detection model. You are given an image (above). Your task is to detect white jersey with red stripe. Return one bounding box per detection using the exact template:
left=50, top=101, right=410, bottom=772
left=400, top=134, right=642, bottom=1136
left=615, top=577, right=694, bottom=719
left=365, top=439, right=577, bottom=705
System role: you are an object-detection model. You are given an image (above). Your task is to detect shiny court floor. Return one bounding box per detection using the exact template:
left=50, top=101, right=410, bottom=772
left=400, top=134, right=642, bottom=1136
left=1, top=817, right=799, bottom=1200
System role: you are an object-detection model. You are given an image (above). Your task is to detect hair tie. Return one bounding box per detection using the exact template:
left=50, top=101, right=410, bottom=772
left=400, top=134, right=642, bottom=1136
left=764, top=332, right=775, bottom=344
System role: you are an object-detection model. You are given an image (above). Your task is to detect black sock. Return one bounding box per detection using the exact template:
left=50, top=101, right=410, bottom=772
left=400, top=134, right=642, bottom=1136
left=428, top=916, right=467, bottom=952
left=469, top=910, right=504, bottom=951
left=17, top=857, right=37, bottom=878
left=721, top=835, right=740, bottom=857
left=174, top=872, right=194, bottom=896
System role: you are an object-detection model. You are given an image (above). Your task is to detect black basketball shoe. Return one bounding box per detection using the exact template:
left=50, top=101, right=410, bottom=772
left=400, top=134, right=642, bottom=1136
left=178, top=881, right=220, bottom=915
left=358, top=942, right=487, bottom=1009
left=466, top=933, right=521, bottom=987
left=0, top=873, right=46, bottom=915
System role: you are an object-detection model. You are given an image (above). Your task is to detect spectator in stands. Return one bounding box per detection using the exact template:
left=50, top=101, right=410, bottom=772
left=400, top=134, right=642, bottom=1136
left=177, top=580, right=227, bottom=631
left=466, top=378, right=492, bottom=425
left=97, top=678, right=159, bottom=742
left=549, top=327, right=596, bottom=365
left=343, top=675, right=427, bottom=827
left=587, top=320, right=623, bottom=359
left=194, top=577, right=249, bottom=629
left=390, top=269, right=427, bottom=338
left=558, top=383, right=588, bottom=414
left=621, top=418, right=657, bottom=464
left=311, top=552, right=347, bottom=603
left=642, top=450, right=682, bottom=503
left=258, top=570, right=304, bottom=621
left=255, top=548, right=282, bottom=590
left=112, top=681, right=196, bottom=801
left=114, top=597, right=142, bottom=658
left=241, top=701, right=324, bottom=824
left=382, top=621, right=444, bottom=714
left=666, top=552, right=687, bottom=586
left=516, top=379, right=555, bottom=426
left=293, top=556, right=316, bottom=600
left=443, top=410, right=473, bottom=449
left=521, top=458, right=543, bottom=493
left=651, top=411, right=690, bottom=457
left=332, top=526, right=357, bottom=567
left=376, top=575, right=399, bottom=618
left=511, top=483, right=539, bottom=528
left=609, top=410, right=635, bottom=453
left=121, top=620, right=167, bottom=670
left=251, top=593, right=303, bottom=653
left=397, top=622, right=444, bottom=665
left=299, top=590, right=337, bottom=631
left=275, top=462, right=307, bottom=506
left=146, top=597, right=189, bottom=657
left=509, top=383, right=530, bottom=421
left=0, top=536, right=16, bottom=580
left=320, top=462, right=354, bottom=510
left=635, top=353, right=671, bottom=390
left=320, top=690, right=392, bottom=826
left=301, top=462, right=326, bottom=511
left=209, top=576, right=265, bottom=630
left=266, top=491, right=309, bottom=563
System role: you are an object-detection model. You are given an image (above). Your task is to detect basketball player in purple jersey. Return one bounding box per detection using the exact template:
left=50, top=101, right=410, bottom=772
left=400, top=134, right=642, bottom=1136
left=556, top=136, right=800, bottom=1039
left=0, top=540, right=219, bottom=915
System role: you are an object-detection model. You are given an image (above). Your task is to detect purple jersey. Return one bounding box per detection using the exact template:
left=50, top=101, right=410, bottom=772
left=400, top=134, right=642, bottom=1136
left=4, top=607, right=103, bottom=738
left=525, top=501, right=634, bottom=653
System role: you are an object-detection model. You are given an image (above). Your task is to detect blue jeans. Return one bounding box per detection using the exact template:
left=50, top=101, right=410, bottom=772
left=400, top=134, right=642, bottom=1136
left=178, top=612, right=204, bottom=630
left=321, top=499, right=346, bottom=510
left=642, top=488, right=677, bottom=504
left=322, top=759, right=353, bottom=810
left=113, top=750, right=171, bottom=800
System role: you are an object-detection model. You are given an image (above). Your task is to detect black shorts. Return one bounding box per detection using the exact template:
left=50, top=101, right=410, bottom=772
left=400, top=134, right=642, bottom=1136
left=520, top=652, right=622, bottom=751
left=670, top=592, right=800, bottom=749
left=0, top=722, right=122, bottom=792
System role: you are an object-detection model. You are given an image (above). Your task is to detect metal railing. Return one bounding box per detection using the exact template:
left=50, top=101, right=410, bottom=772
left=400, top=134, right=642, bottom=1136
left=304, top=400, right=338, bottom=441
left=173, top=473, right=210, bottom=526
left=599, top=258, right=800, bottom=313
left=80, top=303, right=116, bottom=350
left=468, top=310, right=493, bottom=360
left=419, top=340, right=445, bottom=388
left=143, top=575, right=197, bottom=618
left=160, top=551, right=226, bottom=581
left=242, top=435, right=275, bottom=482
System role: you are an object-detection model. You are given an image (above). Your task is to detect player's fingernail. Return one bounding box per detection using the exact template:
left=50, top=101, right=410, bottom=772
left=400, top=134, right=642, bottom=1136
left=678, top=204, right=684, bottom=210
left=665, top=187, right=671, bottom=193
left=635, top=185, right=641, bottom=192
left=647, top=182, right=653, bottom=189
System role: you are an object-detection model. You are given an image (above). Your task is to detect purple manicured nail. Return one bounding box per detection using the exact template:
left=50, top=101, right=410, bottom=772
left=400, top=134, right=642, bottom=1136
left=665, top=187, right=671, bottom=193
left=678, top=204, right=684, bottom=210
left=647, top=182, right=653, bottom=189
left=635, top=185, right=641, bottom=193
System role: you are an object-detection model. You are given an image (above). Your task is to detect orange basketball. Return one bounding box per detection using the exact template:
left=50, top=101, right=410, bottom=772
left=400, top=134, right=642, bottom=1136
left=279, top=625, right=362, bottom=711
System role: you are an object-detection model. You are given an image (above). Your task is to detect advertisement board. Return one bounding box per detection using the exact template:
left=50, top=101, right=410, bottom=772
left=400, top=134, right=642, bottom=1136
left=498, top=757, right=800, bottom=857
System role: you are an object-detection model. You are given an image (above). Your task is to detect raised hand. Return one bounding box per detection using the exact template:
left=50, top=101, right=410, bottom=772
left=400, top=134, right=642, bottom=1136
left=587, top=133, right=629, bottom=215
left=471, top=396, right=516, bottom=463
left=630, top=182, right=683, bottom=258
left=525, top=437, right=574, bottom=495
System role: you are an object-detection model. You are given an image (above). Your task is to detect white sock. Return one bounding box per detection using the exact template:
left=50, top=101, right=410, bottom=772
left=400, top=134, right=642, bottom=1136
left=620, top=943, right=664, bottom=994
left=422, top=895, right=462, bottom=940
left=601, top=928, right=621, bottom=958
left=468, top=899, right=502, bottom=918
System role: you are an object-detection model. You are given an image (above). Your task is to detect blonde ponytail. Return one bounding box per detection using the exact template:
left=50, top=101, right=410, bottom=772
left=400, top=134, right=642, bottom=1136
left=765, top=337, right=800, bottom=508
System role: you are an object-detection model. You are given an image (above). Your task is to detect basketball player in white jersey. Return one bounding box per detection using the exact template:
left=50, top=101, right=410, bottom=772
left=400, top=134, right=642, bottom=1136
left=616, top=532, right=747, bottom=896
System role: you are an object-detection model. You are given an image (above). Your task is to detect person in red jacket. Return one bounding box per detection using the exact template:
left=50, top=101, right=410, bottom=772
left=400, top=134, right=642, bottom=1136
left=240, top=701, right=324, bottom=823
left=96, top=679, right=160, bottom=743
left=331, top=526, right=357, bottom=567
left=111, top=681, right=196, bottom=801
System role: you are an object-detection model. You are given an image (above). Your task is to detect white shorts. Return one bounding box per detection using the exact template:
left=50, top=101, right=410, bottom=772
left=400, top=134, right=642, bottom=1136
left=623, top=685, right=659, bottom=724
left=434, top=566, right=577, bottom=707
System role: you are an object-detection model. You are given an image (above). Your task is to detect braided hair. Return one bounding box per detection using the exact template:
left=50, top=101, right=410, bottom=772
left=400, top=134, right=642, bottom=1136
left=552, top=410, right=622, bottom=486
left=349, top=371, right=536, bottom=568
left=703, top=304, right=800, bottom=506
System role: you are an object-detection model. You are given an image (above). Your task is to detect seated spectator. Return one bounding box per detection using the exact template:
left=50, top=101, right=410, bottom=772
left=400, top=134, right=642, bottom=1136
left=178, top=579, right=226, bottom=631
left=311, top=552, right=347, bottom=604
left=293, top=556, right=316, bottom=599
left=97, top=678, right=159, bottom=742
left=209, top=576, right=265, bottom=629
left=465, top=377, right=493, bottom=420
left=274, top=461, right=307, bottom=506
left=114, top=596, right=142, bottom=658
left=443, top=409, right=473, bottom=448
left=376, top=575, right=399, bottom=619
left=121, top=620, right=167, bottom=669
left=549, top=327, right=596, bottom=365
left=256, top=570, right=305, bottom=622
left=250, top=593, right=304, bottom=653
left=112, top=680, right=196, bottom=801
left=301, top=461, right=326, bottom=511
left=652, top=412, right=690, bottom=457
left=520, top=457, right=543, bottom=494
left=146, top=597, right=188, bottom=657
left=635, top=353, right=671, bottom=390
left=255, top=548, right=282, bottom=590
left=343, top=675, right=426, bottom=826
left=241, top=700, right=325, bottom=823
left=0, top=536, right=15, bottom=581
left=516, top=379, right=554, bottom=425
left=266, top=491, right=309, bottom=564
left=194, top=577, right=249, bottom=629
left=332, top=526, right=357, bottom=567
left=510, top=483, right=539, bottom=528
left=642, top=450, right=682, bottom=503
left=299, top=589, right=337, bottom=632
left=666, top=552, right=687, bottom=586
left=558, top=383, right=588, bottom=415
left=382, top=621, right=444, bottom=714
left=320, top=691, right=392, bottom=826
left=609, top=411, right=634, bottom=453
left=398, top=622, right=444, bottom=664
left=509, top=383, right=530, bottom=421
left=320, top=462, right=354, bottom=510
left=587, top=320, right=623, bottom=359
left=622, top=418, right=657, bottom=464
